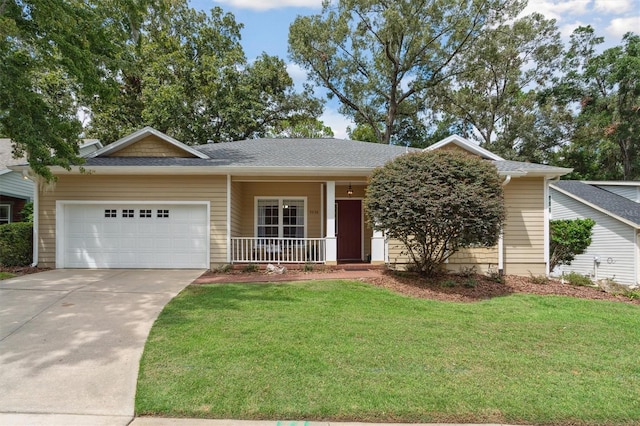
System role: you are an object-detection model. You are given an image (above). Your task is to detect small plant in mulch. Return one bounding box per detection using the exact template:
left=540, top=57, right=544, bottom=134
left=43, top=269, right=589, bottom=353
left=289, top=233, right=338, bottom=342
left=529, top=273, right=549, bottom=285
left=242, top=263, right=260, bottom=273
left=564, top=271, right=593, bottom=287
left=463, top=278, right=477, bottom=288
left=440, top=279, right=456, bottom=288
left=212, top=264, right=233, bottom=273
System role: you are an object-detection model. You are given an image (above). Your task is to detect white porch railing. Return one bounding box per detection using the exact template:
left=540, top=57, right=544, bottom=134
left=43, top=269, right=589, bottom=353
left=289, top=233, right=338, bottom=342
left=231, top=237, right=326, bottom=264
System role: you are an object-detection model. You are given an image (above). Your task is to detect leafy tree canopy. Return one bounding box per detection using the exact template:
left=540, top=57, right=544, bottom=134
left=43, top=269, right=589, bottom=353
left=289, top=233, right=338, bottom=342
left=548, top=27, right=640, bottom=180
left=1, top=0, right=327, bottom=180
left=87, top=2, right=326, bottom=145
left=430, top=12, right=563, bottom=161
left=365, top=150, right=505, bottom=276
left=289, top=0, right=525, bottom=146
left=0, top=0, right=130, bottom=179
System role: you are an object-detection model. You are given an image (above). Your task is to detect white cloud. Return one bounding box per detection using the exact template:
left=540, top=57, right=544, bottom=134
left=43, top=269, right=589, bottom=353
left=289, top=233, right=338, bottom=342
left=320, top=107, right=353, bottom=139
left=559, top=21, right=586, bottom=38
left=286, top=62, right=308, bottom=91
left=594, top=0, right=633, bottom=13
left=520, top=0, right=591, bottom=21
left=214, top=0, right=320, bottom=11
left=606, top=16, right=640, bottom=38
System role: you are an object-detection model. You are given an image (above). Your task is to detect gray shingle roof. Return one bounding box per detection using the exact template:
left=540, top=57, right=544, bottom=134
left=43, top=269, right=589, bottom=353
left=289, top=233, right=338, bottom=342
left=84, top=138, right=569, bottom=177
left=193, top=138, right=418, bottom=168
left=552, top=180, right=640, bottom=226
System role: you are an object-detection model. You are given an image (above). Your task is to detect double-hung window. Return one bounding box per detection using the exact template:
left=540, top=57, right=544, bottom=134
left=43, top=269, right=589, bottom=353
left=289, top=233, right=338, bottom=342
left=256, top=198, right=305, bottom=239
left=0, top=205, right=10, bottom=224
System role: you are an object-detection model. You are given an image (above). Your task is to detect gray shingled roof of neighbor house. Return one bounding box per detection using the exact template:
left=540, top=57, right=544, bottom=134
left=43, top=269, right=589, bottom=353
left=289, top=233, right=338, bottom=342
left=83, top=138, right=570, bottom=175
left=552, top=180, right=640, bottom=226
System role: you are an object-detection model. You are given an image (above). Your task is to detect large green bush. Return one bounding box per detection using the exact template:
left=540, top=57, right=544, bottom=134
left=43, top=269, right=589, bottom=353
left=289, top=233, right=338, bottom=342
left=365, top=150, right=505, bottom=276
left=0, top=222, right=33, bottom=267
left=549, top=218, right=595, bottom=271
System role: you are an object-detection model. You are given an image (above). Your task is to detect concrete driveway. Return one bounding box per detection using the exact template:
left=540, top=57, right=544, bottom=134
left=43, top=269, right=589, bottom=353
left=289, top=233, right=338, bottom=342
left=0, top=269, right=204, bottom=426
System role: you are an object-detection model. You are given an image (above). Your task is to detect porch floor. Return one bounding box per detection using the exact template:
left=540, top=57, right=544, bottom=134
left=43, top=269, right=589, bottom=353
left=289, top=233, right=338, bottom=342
left=195, top=266, right=384, bottom=284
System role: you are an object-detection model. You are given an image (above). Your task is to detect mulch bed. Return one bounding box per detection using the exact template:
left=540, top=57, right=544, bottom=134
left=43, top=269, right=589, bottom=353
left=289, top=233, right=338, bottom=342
left=364, top=271, right=640, bottom=304
left=4, top=265, right=637, bottom=305
left=0, top=266, right=50, bottom=276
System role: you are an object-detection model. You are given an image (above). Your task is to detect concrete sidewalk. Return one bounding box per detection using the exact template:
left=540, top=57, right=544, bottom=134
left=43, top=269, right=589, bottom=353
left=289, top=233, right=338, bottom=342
left=0, top=269, right=204, bottom=426
left=130, top=420, right=512, bottom=426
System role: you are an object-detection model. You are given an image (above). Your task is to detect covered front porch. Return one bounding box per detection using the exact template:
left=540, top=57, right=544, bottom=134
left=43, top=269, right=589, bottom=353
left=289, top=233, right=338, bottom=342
left=226, top=178, right=386, bottom=265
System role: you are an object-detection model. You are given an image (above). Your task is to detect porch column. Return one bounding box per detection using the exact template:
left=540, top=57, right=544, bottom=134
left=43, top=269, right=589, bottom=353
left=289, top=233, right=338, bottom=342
left=371, top=229, right=385, bottom=265
left=325, top=181, right=337, bottom=265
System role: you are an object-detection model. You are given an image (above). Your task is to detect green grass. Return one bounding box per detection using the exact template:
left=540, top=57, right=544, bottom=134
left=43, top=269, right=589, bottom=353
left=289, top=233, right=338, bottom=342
left=0, top=272, right=16, bottom=280
left=136, top=280, right=640, bottom=425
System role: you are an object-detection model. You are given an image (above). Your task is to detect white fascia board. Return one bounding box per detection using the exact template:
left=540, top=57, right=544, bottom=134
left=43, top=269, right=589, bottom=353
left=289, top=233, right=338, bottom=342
left=87, top=127, right=209, bottom=159
left=518, top=168, right=573, bottom=178
left=550, top=183, right=640, bottom=230
left=426, top=135, right=505, bottom=161
left=49, top=165, right=375, bottom=177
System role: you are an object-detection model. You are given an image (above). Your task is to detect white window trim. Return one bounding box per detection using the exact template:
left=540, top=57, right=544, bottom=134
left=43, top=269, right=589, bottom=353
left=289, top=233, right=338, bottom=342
left=254, top=196, right=307, bottom=239
left=0, top=204, right=11, bottom=224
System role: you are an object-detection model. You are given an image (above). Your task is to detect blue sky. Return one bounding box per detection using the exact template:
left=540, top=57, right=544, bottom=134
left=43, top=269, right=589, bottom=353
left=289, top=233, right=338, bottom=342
left=189, top=0, right=640, bottom=138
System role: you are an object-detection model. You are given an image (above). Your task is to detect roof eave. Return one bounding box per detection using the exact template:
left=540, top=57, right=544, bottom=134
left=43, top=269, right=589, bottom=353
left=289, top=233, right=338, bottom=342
left=47, top=165, right=376, bottom=177
left=550, top=183, right=640, bottom=229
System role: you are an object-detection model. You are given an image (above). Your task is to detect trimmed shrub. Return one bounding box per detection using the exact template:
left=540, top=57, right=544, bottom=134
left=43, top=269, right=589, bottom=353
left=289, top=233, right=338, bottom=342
left=365, top=150, right=505, bottom=277
left=550, top=218, right=595, bottom=271
left=564, top=271, right=593, bottom=287
left=0, top=222, right=33, bottom=267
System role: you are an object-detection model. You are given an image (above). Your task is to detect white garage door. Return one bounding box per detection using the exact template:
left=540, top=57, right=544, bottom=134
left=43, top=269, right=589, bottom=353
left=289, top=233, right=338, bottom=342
left=60, top=203, right=209, bottom=268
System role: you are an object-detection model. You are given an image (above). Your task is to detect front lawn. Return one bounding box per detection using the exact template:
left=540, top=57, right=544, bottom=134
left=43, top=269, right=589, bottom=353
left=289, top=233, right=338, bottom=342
left=136, top=280, right=640, bottom=425
left=0, top=271, right=16, bottom=280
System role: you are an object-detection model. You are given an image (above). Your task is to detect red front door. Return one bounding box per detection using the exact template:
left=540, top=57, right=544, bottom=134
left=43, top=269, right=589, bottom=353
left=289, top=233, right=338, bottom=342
left=336, top=199, right=362, bottom=261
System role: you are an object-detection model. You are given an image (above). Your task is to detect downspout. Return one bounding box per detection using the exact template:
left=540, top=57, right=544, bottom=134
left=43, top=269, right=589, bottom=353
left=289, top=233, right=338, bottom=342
left=31, top=174, right=39, bottom=267
left=498, top=175, right=511, bottom=275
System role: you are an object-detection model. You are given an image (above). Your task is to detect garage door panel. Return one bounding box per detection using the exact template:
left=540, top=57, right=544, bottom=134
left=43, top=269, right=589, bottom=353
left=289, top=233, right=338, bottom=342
left=62, top=203, right=208, bottom=269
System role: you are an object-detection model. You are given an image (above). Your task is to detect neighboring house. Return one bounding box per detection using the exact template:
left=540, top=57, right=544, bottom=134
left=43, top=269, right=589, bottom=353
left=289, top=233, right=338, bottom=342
left=0, top=138, right=33, bottom=224
left=1, top=138, right=103, bottom=224
left=15, top=127, right=570, bottom=274
left=550, top=181, right=640, bottom=287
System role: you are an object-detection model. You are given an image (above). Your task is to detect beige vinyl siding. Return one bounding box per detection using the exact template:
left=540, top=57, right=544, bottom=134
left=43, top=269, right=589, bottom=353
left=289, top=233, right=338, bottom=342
left=503, top=177, right=546, bottom=275
left=448, top=247, right=499, bottom=273
left=109, top=135, right=195, bottom=158
left=230, top=180, right=242, bottom=237
left=387, top=176, right=546, bottom=276
left=38, top=174, right=227, bottom=268
left=387, top=242, right=499, bottom=274
left=233, top=176, right=369, bottom=184
left=236, top=181, right=323, bottom=238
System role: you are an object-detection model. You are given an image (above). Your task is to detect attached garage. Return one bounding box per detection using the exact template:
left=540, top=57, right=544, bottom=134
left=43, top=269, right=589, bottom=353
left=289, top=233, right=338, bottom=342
left=56, top=201, right=209, bottom=268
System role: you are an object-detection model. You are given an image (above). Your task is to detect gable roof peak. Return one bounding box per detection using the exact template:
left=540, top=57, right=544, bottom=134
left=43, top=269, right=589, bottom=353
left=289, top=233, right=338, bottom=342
left=425, top=135, right=505, bottom=161
left=88, top=126, right=209, bottom=159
